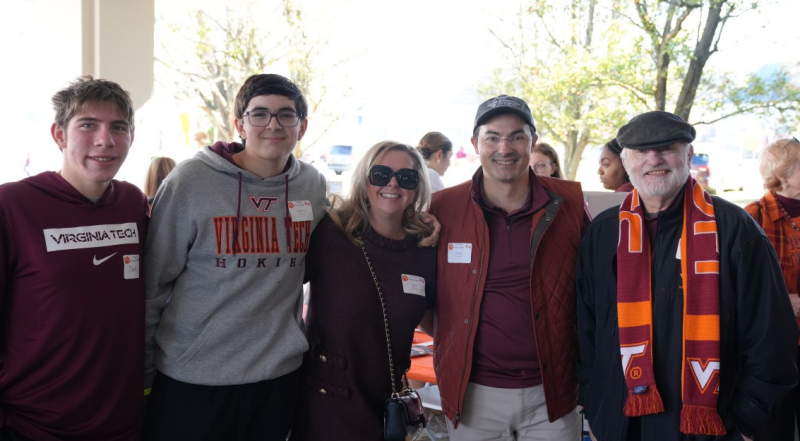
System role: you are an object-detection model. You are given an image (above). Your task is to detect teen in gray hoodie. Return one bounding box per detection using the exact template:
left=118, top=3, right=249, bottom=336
left=143, top=74, right=327, bottom=441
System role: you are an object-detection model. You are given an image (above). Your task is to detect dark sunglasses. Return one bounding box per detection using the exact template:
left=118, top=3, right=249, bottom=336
left=368, top=165, right=420, bottom=190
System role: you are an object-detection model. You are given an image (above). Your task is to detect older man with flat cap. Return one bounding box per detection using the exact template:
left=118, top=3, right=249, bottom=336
left=576, top=110, right=798, bottom=441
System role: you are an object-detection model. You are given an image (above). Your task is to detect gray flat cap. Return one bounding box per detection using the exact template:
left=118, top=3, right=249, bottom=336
left=474, top=95, right=536, bottom=133
left=616, top=111, right=695, bottom=150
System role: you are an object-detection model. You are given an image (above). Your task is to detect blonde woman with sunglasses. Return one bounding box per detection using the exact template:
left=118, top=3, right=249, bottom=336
left=291, top=141, right=438, bottom=440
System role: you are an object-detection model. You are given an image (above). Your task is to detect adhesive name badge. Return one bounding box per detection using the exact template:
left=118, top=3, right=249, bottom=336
left=676, top=238, right=682, bottom=260
left=447, top=243, right=472, bottom=264
left=123, top=254, right=140, bottom=279
left=402, top=274, right=425, bottom=296
left=288, top=200, right=314, bottom=222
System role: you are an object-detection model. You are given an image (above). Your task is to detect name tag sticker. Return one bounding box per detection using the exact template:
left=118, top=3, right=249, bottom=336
left=447, top=243, right=472, bottom=264
left=676, top=238, right=682, bottom=260
left=288, top=200, right=314, bottom=222
left=402, top=274, right=425, bottom=296
left=123, top=254, right=140, bottom=280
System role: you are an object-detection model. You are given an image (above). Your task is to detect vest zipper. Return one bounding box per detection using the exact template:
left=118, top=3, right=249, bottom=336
left=527, top=194, right=562, bottom=418
left=456, top=219, right=486, bottom=426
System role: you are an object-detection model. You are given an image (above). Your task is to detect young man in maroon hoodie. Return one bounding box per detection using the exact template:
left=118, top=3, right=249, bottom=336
left=0, top=76, right=148, bottom=441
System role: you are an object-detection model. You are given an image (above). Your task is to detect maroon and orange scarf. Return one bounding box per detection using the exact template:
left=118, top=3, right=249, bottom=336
left=617, top=177, right=725, bottom=436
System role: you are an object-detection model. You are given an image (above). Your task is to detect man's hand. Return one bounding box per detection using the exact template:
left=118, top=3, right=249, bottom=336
left=418, top=212, right=441, bottom=248
left=789, top=293, right=800, bottom=317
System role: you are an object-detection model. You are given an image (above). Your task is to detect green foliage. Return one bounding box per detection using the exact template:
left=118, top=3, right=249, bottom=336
left=484, top=0, right=798, bottom=180
left=482, top=0, right=643, bottom=179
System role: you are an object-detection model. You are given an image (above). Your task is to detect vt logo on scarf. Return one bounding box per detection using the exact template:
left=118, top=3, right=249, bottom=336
left=617, top=177, right=725, bottom=436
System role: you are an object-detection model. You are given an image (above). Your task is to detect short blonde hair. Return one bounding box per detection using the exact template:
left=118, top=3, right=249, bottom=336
left=328, top=141, right=433, bottom=245
left=759, top=138, right=800, bottom=192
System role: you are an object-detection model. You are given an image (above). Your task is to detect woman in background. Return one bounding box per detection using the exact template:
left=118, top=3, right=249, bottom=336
left=530, top=142, right=563, bottom=178
left=416, top=131, right=453, bottom=192
left=597, top=138, right=633, bottom=192
left=143, top=157, right=176, bottom=206
left=744, top=136, right=800, bottom=441
left=291, top=141, right=437, bottom=440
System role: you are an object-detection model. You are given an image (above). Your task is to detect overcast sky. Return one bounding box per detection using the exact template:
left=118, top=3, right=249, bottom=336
left=0, top=0, right=797, bottom=188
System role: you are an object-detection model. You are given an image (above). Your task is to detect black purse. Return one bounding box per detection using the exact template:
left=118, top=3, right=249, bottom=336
left=384, top=388, right=426, bottom=441
left=359, top=241, right=427, bottom=441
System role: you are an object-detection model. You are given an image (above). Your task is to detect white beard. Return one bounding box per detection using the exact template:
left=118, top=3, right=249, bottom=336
left=628, top=160, right=690, bottom=200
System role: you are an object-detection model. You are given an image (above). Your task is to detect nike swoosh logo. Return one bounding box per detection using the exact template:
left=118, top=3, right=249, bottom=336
left=93, top=252, right=118, bottom=266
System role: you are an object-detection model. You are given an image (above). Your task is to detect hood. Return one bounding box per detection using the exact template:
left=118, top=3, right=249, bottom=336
left=199, top=141, right=302, bottom=185
left=22, top=172, right=118, bottom=207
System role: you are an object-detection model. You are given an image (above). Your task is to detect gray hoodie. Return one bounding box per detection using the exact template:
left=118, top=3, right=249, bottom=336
left=144, top=142, right=327, bottom=388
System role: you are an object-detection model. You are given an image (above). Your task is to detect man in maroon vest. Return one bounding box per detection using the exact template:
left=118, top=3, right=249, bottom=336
left=427, top=95, right=589, bottom=440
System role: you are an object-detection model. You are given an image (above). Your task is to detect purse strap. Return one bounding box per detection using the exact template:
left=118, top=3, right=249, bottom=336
left=358, top=239, right=405, bottom=398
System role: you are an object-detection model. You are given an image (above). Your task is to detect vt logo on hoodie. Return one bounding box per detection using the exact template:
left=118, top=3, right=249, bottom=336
left=249, top=196, right=278, bottom=212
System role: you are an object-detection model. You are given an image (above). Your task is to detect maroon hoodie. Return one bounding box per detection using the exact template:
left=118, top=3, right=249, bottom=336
left=0, top=172, right=148, bottom=441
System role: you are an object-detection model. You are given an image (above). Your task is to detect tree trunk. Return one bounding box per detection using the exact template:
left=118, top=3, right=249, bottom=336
left=564, top=131, right=579, bottom=180
left=655, top=51, right=670, bottom=111
left=563, top=129, right=589, bottom=180
left=674, top=1, right=725, bottom=120
left=585, top=0, right=597, bottom=47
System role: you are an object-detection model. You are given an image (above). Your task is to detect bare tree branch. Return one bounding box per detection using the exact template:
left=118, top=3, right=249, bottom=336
left=692, top=102, right=796, bottom=125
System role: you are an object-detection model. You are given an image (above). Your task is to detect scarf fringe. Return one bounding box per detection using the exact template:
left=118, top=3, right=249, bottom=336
left=623, top=386, right=665, bottom=417
left=679, top=405, right=727, bottom=436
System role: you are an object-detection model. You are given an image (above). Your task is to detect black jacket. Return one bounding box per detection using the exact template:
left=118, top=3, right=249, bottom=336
left=577, top=186, right=798, bottom=441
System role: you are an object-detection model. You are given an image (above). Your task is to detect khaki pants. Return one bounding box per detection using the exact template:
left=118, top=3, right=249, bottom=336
left=446, top=382, right=581, bottom=441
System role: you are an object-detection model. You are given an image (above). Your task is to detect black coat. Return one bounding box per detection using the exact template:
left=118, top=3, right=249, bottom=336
left=577, top=186, right=798, bottom=441
left=291, top=217, right=437, bottom=440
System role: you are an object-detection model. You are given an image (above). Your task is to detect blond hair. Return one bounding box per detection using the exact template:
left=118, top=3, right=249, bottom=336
left=328, top=141, right=433, bottom=245
left=760, top=138, right=800, bottom=192
left=144, top=157, right=176, bottom=198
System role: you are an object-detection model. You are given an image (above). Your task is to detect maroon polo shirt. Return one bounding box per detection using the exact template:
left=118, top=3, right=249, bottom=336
left=469, top=169, right=549, bottom=388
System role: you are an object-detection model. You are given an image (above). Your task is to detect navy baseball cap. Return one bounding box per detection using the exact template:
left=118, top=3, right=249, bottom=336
left=474, top=95, right=536, bottom=133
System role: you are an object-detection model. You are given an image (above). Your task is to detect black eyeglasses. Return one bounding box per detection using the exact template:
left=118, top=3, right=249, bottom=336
left=243, top=110, right=301, bottom=127
left=368, top=165, right=420, bottom=190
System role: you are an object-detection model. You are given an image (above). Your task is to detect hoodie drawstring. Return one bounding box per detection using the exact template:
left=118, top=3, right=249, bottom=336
left=284, top=174, right=291, bottom=252
left=233, top=172, right=243, bottom=257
